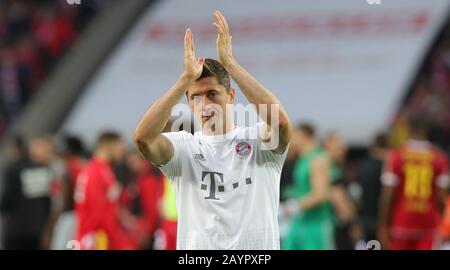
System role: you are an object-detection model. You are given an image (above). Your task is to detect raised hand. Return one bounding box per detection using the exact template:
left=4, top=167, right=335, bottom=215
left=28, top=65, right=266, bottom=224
left=182, top=28, right=204, bottom=81
left=213, top=11, right=234, bottom=67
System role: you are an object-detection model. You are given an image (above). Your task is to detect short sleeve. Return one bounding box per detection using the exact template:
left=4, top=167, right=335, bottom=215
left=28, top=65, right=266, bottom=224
left=158, top=131, right=192, bottom=180
left=436, top=152, right=450, bottom=189
left=254, top=122, right=289, bottom=171
left=381, top=150, right=400, bottom=187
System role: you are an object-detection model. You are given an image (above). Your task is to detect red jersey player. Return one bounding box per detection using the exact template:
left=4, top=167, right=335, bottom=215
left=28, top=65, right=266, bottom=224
left=120, top=150, right=165, bottom=249
left=74, top=132, right=136, bottom=250
left=379, top=116, right=449, bottom=250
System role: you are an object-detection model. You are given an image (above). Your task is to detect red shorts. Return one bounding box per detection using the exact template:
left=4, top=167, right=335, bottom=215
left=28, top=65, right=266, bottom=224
left=389, top=231, right=438, bottom=250
left=154, top=220, right=177, bottom=250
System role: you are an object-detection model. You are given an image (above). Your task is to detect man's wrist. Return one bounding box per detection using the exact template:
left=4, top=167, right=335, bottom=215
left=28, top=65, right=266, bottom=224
left=285, top=199, right=302, bottom=216
left=298, top=200, right=303, bottom=214
left=177, top=74, right=196, bottom=89
left=222, top=57, right=238, bottom=70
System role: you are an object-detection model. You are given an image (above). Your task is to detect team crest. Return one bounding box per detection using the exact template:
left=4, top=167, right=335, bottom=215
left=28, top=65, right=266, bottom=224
left=235, top=141, right=252, bottom=156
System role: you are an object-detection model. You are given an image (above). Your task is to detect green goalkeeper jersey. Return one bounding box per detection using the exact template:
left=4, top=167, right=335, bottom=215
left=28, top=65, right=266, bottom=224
left=282, top=147, right=336, bottom=250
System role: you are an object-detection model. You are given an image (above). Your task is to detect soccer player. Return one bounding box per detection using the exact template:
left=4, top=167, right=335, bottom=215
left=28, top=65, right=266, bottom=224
left=0, top=135, right=59, bottom=250
left=282, top=123, right=335, bottom=250
left=74, top=132, right=135, bottom=250
left=378, top=116, right=449, bottom=250
left=357, top=134, right=389, bottom=243
left=323, top=132, right=358, bottom=250
left=440, top=196, right=450, bottom=245
left=50, top=135, right=87, bottom=250
left=123, top=149, right=165, bottom=249
left=134, top=11, right=292, bottom=250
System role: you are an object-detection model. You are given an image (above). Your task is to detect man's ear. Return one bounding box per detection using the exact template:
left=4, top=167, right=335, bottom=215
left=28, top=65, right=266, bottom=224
left=229, top=87, right=235, bottom=103
left=186, top=90, right=193, bottom=106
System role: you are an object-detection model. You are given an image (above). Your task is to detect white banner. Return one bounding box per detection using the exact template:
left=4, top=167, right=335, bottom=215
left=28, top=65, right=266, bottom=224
left=62, top=0, right=450, bottom=146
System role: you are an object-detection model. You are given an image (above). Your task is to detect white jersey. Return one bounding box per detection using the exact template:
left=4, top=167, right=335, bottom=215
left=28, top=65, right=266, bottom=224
left=159, top=122, right=288, bottom=250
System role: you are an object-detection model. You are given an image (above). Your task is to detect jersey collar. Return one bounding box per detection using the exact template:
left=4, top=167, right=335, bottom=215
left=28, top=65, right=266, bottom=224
left=197, top=126, right=240, bottom=143
left=406, top=139, right=431, bottom=150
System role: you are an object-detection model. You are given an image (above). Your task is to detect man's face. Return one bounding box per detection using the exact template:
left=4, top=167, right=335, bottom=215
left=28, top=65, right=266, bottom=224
left=187, top=77, right=234, bottom=133
left=126, top=151, right=144, bottom=174
left=108, top=139, right=126, bottom=164
left=294, top=129, right=311, bottom=154
left=325, top=135, right=347, bottom=163
left=29, top=138, right=54, bottom=164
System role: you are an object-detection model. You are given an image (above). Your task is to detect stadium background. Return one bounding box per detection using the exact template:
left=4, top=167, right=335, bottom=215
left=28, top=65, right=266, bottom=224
left=0, top=0, right=449, bottom=250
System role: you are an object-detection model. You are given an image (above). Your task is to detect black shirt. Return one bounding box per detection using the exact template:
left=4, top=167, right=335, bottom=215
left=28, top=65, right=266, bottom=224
left=0, top=158, right=54, bottom=242
left=358, top=157, right=383, bottom=235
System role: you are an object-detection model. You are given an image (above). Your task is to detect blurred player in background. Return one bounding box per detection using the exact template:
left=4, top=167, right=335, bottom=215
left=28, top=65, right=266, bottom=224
left=0, top=135, right=61, bottom=249
left=324, top=132, right=358, bottom=250
left=74, top=131, right=136, bottom=250
left=378, top=116, right=449, bottom=250
left=278, top=137, right=301, bottom=241
left=49, top=135, right=87, bottom=249
left=440, top=197, right=450, bottom=248
left=282, top=123, right=335, bottom=250
left=121, top=149, right=164, bottom=249
left=357, top=133, right=389, bottom=244
left=280, top=135, right=301, bottom=202
left=153, top=176, right=178, bottom=250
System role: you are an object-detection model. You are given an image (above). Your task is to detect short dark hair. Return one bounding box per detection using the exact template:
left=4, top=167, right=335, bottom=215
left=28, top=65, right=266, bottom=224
left=64, top=135, right=86, bottom=157
left=408, top=114, right=429, bottom=137
left=6, top=133, right=26, bottom=156
left=371, top=133, right=388, bottom=149
left=323, top=131, right=339, bottom=142
left=30, top=134, right=53, bottom=144
left=197, top=58, right=231, bottom=92
left=96, top=131, right=122, bottom=148
left=297, top=123, right=316, bottom=138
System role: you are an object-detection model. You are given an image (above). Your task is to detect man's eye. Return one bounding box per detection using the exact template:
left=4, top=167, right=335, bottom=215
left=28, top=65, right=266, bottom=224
left=208, top=93, right=216, bottom=98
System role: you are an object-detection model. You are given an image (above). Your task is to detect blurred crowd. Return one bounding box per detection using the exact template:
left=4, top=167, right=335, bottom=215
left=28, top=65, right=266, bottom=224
left=390, top=24, right=450, bottom=155
left=0, top=0, right=113, bottom=138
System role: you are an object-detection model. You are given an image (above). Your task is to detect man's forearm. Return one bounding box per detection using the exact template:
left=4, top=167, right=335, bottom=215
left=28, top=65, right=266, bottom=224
left=378, top=202, right=391, bottom=228
left=134, top=75, right=192, bottom=143
left=378, top=190, right=393, bottom=228
left=299, top=192, right=328, bottom=211
left=224, top=60, right=289, bottom=127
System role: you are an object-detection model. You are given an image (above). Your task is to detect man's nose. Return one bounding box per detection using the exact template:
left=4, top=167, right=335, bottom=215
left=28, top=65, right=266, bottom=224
left=201, top=95, right=210, bottom=109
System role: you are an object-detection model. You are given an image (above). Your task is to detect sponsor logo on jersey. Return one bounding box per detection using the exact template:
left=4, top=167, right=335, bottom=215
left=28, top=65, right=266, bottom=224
left=194, top=153, right=206, bottom=161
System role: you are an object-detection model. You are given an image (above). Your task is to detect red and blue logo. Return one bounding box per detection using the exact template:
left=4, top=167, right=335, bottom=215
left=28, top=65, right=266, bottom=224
left=235, top=141, right=252, bottom=156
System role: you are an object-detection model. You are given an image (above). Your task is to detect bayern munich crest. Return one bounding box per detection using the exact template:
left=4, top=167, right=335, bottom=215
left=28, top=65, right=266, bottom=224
left=235, top=141, right=252, bottom=156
